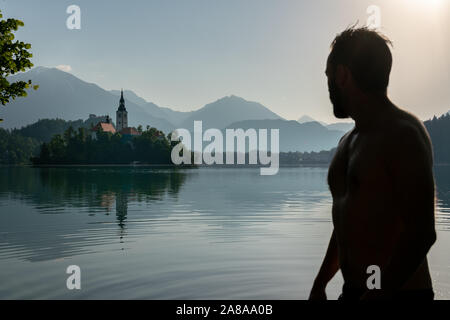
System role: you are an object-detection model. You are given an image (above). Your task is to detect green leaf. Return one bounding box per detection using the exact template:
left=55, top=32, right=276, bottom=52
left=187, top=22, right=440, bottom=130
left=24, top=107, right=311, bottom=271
left=0, top=9, right=37, bottom=113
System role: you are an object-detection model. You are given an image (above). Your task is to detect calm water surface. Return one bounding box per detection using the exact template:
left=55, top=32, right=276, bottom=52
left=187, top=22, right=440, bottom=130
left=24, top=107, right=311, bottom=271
left=0, top=166, right=449, bottom=299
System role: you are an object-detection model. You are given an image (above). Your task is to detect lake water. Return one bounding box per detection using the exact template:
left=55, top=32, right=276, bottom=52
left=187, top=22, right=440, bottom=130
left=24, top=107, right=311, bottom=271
left=0, top=166, right=449, bottom=299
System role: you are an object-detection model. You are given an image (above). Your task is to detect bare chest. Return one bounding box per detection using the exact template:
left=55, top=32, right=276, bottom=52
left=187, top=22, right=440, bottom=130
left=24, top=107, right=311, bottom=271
left=328, top=133, right=390, bottom=199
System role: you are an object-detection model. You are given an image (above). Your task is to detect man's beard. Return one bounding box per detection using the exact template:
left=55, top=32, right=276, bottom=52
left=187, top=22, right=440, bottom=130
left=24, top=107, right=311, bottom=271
left=329, top=79, right=349, bottom=119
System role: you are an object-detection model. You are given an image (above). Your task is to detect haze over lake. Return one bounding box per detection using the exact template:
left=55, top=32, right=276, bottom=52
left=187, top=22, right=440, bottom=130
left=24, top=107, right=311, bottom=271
left=0, top=166, right=449, bottom=299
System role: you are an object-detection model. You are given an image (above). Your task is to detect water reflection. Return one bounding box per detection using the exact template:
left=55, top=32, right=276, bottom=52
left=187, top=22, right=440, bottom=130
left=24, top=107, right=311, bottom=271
left=435, top=166, right=450, bottom=230
left=1, top=166, right=187, bottom=209
left=0, top=166, right=449, bottom=299
left=1, top=166, right=449, bottom=261
left=0, top=167, right=187, bottom=261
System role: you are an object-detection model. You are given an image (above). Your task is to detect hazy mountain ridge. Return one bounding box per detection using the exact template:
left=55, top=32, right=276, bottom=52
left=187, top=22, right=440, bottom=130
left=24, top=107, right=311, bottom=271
left=225, top=119, right=345, bottom=152
left=325, top=122, right=354, bottom=132
left=110, top=89, right=148, bottom=107
left=298, top=115, right=327, bottom=126
left=3, top=67, right=174, bottom=133
left=2, top=67, right=356, bottom=151
left=110, top=89, right=193, bottom=125
left=179, top=95, right=283, bottom=131
left=3, top=68, right=286, bottom=134
left=298, top=114, right=354, bottom=133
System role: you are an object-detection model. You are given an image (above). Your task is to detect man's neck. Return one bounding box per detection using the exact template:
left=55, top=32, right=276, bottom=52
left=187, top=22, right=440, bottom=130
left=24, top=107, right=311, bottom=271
left=350, top=94, right=392, bottom=132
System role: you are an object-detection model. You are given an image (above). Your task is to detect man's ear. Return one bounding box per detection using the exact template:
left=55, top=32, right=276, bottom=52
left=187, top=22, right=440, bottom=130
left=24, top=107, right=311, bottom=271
left=335, top=64, right=350, bottom=89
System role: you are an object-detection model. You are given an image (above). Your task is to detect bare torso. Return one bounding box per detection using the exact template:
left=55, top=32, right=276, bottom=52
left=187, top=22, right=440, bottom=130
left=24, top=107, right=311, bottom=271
left=328, top=104, right=433, bottom=290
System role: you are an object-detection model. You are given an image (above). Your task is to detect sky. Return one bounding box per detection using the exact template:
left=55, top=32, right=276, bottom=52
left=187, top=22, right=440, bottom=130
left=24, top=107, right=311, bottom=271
left=1, top=0, right=449, bottom=122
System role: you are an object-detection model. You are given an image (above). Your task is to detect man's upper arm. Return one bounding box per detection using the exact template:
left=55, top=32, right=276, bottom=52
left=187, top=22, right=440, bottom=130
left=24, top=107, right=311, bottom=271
left=388, top=124, right=435, bottom=235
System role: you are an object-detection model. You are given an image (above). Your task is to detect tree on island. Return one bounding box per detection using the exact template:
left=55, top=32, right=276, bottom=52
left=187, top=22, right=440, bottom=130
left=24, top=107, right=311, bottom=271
left=31, top=125, right=177, bottom=165
left=0, top=9, right=38, bottom=121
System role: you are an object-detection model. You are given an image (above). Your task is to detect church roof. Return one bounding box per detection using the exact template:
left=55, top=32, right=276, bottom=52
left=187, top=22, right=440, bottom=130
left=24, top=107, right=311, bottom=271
left=91, top=122, right=116, bottom=134
left=120, top=127, right=140, bottom=135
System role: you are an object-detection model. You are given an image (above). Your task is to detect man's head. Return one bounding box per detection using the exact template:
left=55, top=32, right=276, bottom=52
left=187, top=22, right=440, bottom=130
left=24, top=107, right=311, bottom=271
left=326, top=26, right=393, bottom=118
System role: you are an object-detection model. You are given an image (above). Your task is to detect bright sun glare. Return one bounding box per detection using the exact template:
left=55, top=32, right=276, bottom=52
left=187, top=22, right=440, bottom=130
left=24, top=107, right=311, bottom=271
left=410, top=0, right=444, bottom=8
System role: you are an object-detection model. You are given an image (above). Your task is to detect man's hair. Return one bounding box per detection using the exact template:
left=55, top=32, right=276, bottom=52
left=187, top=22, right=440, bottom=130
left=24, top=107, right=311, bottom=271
left=328, top=26, right=393, bottom=93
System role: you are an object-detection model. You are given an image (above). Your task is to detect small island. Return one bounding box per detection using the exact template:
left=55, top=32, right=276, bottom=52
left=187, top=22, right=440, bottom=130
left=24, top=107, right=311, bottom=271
left=31, top=90, right=179, bottom=165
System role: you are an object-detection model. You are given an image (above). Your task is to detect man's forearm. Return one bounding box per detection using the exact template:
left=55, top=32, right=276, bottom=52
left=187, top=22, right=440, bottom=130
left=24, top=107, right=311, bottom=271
left=380, top=229, right=436, bottom=293
left=313, top=230, right=339, bottom=288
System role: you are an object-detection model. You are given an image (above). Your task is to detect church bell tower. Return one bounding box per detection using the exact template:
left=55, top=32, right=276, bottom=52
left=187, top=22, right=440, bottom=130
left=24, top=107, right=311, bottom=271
left=116, top=89, right=128, bottom=132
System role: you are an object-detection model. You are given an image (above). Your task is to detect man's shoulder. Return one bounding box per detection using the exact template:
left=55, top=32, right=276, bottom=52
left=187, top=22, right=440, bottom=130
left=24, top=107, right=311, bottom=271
left=383, top=108, right=432, bottom=163
left=337, top=126, right=357, bottom=146
left=371, top=105, right=420, bottom=138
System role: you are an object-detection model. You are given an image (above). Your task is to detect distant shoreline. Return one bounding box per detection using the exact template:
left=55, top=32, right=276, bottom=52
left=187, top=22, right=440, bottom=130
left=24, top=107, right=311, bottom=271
left=1, top=162, right=450, bottom=169
left=1, top=163, right=330, bottom=168
left=0, top=163, right=449, bottom=168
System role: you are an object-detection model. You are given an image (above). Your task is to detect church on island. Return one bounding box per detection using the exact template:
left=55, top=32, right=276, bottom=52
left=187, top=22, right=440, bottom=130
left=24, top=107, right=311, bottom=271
left=91, top=90, right=141, bottom=139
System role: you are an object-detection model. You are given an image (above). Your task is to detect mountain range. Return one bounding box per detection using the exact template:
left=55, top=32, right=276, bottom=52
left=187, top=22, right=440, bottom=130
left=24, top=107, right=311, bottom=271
left=2, top=67, right=355, bottom=152
left=225, top=119, right=344, bottom=152
left=4, top=67, right=175, bottom=133
left=298, top=115, right=354, bottom=132
left=298, top=115, right=327, bottom=126
left=110, top=89, right=193, bottom=125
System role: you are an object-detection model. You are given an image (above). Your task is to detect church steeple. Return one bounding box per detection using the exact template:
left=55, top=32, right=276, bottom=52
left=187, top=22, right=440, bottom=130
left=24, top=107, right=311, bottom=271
left=116, top=89, right=128, bottom=131
left=118, top=89, right=126, bottom=111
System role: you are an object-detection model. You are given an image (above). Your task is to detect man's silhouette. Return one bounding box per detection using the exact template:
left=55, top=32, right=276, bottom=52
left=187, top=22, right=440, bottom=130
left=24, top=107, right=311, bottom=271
left=309, top=27, right=436, bottom=300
